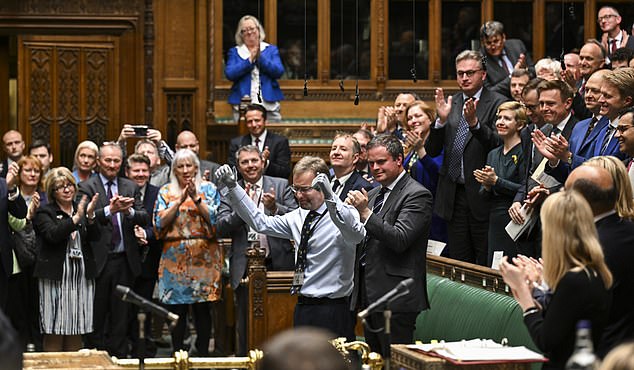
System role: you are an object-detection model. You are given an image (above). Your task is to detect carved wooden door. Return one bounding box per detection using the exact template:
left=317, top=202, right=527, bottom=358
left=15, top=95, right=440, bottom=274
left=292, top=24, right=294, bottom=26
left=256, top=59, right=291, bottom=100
left=18, top=35, right=118, bottom=169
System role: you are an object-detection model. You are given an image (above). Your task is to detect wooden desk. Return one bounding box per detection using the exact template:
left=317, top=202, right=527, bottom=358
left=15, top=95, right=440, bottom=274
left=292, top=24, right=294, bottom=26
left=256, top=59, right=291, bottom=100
left=391, top=345, right=532, bottom=370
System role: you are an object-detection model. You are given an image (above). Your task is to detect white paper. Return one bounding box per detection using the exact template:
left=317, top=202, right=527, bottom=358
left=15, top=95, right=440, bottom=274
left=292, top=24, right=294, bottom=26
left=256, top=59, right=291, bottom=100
left=491, top=251, right=504, bottom=270
left=427, top=240, right=446, bottom=256
left=407, top=339, right=545, bottom=362
left=505, top=204, right=538, bottom=241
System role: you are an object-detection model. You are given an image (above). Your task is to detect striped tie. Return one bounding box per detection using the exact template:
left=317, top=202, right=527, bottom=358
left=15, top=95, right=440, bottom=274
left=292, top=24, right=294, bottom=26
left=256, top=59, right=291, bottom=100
left=372, top=187, right=388, bottom=214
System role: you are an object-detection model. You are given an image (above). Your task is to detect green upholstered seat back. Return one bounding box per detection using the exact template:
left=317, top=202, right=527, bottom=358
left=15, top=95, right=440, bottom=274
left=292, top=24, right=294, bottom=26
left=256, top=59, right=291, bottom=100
left=416, top=274, right=539, bottom=353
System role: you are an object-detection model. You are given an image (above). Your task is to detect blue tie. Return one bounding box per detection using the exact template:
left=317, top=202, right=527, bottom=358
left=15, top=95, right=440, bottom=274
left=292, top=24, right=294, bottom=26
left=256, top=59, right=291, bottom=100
left=447, top=112, right=469, bottom=182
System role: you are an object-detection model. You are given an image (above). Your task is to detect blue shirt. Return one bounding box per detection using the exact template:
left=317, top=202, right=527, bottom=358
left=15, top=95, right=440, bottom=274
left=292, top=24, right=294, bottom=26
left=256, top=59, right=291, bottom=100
left=225, top=185, right=365, bottom=298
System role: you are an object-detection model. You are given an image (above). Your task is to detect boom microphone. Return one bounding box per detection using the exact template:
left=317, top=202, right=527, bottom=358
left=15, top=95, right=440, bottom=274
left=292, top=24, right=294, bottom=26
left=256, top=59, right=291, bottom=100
left=116, top=285, right=179, bottom=328
left=358, top=278, right=414, bottom=319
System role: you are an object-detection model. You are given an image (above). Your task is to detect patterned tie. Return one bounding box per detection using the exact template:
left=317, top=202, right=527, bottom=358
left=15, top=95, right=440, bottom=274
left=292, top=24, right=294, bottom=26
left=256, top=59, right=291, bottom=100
left=106, top=181, right=122, bottom=250
left=447, top=105, right=470, bottom=182
left=372, top=187, right=388, bottom=214
left=254, top=137, right=261, bottom=150
left=581, top=116, right=599, bottom=144
left=601, top=125, right=615, bottom=155
left=290, top=210, right=320, bottom=294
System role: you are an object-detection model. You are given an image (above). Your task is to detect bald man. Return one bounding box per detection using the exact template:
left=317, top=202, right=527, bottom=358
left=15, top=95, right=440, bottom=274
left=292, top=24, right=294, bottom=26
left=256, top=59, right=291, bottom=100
left=566, top=164, right=634, bottom=357
left=175, top=130, right=220, bottom=183
left=1, top=130, right=25, bottom=178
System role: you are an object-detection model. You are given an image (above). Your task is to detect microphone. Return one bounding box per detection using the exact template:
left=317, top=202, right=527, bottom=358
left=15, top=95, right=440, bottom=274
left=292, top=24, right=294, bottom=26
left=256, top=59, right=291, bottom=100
left=358, top=278, right=414, bottom=319
left=116, top=285, right=179, bottom=328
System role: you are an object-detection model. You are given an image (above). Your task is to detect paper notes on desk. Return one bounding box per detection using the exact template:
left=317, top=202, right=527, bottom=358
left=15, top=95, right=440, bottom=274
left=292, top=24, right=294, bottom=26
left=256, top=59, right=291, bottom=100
left=407, top=339, right=546, bottom=364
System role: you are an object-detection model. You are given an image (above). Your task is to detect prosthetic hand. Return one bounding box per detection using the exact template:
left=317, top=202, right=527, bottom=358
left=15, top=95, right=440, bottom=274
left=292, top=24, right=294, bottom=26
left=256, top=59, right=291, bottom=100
left=215, top=165, right=237, bottom=190
left=312, top=173, right=335, bottom=201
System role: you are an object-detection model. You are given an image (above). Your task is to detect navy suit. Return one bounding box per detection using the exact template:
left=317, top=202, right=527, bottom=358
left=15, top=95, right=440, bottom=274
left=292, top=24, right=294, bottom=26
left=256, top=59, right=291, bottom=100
left=79, top=175, right=149, bottom=357
left=0, top=180, right=27, bottom=309
left=228, top=132, right=292, bottom=179
left=336, top=170, right=374, bottom=201
left=591, top=122, right=627, bottom=160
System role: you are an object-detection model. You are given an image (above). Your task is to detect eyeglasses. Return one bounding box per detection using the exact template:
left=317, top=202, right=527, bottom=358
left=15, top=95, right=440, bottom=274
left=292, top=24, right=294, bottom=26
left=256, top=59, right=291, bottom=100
left=290, top=185, right=315, bottom=194
left=55, top=183, right=74, bottom=192
left=615, top=125, right=634, bottom=134
left=597, top=14, right=618, bottom=22
left=241, top=27, right=257, bottom=35
left=456, top=69, right=482, bottom=78
left=524, top=104, right=539, bottom=112
left=483, top=37, right=503, bottom=47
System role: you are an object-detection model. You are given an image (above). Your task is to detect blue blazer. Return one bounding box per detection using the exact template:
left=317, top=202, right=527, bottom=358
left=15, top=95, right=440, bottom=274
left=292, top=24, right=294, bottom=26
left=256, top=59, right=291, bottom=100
left=548, top=116, right=609, bottom=183
left=592, top=121, right=628, bottom=160
left=225, top=43, right=285, bottom=105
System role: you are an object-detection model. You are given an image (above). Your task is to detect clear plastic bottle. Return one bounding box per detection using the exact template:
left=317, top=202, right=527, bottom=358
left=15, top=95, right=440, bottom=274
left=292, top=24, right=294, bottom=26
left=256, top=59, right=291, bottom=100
left=565, top=320, right=598, bottom=370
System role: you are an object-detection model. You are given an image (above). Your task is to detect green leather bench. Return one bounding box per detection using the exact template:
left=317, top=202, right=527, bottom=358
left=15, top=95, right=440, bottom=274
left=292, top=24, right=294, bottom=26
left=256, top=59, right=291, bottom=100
left=415, top=274, right=539, bottom=353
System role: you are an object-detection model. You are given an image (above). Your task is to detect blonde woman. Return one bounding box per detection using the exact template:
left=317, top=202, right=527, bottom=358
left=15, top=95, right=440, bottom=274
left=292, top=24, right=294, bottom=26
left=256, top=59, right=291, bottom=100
left=500, top=191, right=612, bottom=369
left=474, top=101, right=526, bottom=264
left=584, top=155, right=634, bottom=219
left=72, top=140, right=99, bottom=183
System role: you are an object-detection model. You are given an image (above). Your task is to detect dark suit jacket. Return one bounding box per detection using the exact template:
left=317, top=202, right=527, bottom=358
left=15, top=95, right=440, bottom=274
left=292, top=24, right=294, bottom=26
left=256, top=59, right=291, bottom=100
left=482, top=39, right=533, bottom=99
left=217, top=175, right=297, bottom=290
left=426, top=88, right=508, bottom=221
left=78, top=175, right=149, bottom=277
left=352, top=173, right=432, bottom=313
left=337, top=170, right=374, bottom=201
left=227, top=131, right=291, bottom=179
left=33, top=200, right=98, bottom=280
left=200, top=159, right=220, bottom=184
left=591, top=122, right=627, bottom=160
left=514, top=123, right=553, bottom=203
left=0, top=159, right=7, bottom=178
left=0, top=180, right=27, bottom=308
left=140, top=183, right=161, bottom=279
left=595, top=213, right=634, bottom=357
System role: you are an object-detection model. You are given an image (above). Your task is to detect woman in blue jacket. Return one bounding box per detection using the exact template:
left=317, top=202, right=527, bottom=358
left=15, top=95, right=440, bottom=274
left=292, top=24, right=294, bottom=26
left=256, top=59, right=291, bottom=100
left=225, top=15, right=285, bottom=122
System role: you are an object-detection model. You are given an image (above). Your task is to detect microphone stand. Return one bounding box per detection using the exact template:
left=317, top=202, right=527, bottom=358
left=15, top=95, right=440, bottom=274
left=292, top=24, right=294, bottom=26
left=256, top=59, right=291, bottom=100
left=383, top=304, right=392, bottom=370
left=137, top=310, right=146, bottom=370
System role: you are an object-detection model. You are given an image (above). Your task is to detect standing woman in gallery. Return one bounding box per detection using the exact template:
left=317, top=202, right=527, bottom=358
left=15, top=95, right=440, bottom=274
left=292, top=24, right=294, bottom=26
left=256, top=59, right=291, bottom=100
left=225, top=15, right=285, bottom=123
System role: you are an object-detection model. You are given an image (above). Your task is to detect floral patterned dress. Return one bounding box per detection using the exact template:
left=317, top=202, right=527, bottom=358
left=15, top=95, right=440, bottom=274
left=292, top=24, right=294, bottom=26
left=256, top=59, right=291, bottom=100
left=154, top=181, right=222, bottom=304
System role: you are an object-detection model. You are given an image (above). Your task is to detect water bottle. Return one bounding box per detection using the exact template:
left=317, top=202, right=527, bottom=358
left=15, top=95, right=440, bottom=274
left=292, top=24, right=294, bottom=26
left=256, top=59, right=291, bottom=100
left=565, top=320, right=598, bottom=370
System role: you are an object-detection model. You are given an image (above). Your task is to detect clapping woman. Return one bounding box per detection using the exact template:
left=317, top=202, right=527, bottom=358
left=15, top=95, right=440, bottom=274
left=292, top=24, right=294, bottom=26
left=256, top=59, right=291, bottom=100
left=154, top=149, right=222, bottom=356
left=33, top=167, right=99, bottom=351
left=474, top=101, right=526, bottom=265
left=500, top=191, right=612, bottom=369
left=225, top=15, right=285, bottom=122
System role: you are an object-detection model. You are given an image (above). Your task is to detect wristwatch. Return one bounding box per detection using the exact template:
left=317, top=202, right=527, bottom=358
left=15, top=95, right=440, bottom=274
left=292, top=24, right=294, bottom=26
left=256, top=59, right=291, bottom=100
left=567, top=152, right=573, bottom=165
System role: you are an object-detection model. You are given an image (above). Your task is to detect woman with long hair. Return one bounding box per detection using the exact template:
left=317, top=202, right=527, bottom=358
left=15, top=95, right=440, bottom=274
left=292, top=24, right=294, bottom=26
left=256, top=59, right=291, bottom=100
left=500, top=190, right=612, bottom=369
left=154, top=149, right=222, bottom=355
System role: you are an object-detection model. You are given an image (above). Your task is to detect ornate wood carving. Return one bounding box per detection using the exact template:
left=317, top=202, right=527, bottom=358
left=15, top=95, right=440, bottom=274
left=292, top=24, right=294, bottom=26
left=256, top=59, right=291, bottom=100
left=59, top=121, right=79, bottom=168
left=85, top=49, right=109, bottom=123
left=206, top=0, right=215, bottom=123
left=144, top=0, right=154, bottom=125
left=0, top=0, right=142, bottom=14
left=375, top=0, right=385, bottom=87
left=28, top=47, right=53, bottom=125
left=165, top=92, right=194, bottom=146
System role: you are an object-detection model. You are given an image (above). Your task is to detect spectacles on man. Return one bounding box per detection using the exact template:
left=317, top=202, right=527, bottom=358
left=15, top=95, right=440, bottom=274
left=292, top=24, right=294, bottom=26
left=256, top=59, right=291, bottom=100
left=597, top=14, right=618, bottom=23
left=241, top=27, right=257, bottom=35
left=290, top=185, right=315, bottom=194
left=457, top=69, right=482, bottom=78
left=55, top=183, right=74, bottom=192
left=615, top=125, right=634, bottom=134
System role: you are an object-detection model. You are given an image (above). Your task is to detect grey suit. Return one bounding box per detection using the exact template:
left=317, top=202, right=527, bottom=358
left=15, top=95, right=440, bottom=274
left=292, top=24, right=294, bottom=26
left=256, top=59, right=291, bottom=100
left=217, top=175, right=297, bottom=355
left=352, top=172, right=432, bottom=355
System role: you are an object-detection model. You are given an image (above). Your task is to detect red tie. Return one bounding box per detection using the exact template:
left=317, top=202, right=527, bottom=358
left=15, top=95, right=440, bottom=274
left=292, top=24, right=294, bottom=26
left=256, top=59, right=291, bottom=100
left=610, top=39, right=617, bottom=55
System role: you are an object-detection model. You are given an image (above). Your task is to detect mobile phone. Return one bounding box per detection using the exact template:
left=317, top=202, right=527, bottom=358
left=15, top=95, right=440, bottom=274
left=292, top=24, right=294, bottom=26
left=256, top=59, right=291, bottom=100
left=131, top=125, right=148, bottom=137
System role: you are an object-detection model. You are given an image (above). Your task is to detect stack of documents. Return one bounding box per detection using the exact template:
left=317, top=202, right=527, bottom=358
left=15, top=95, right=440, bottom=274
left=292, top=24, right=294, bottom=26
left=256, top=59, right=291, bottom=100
left=407, top=339, right=546, bottom=364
